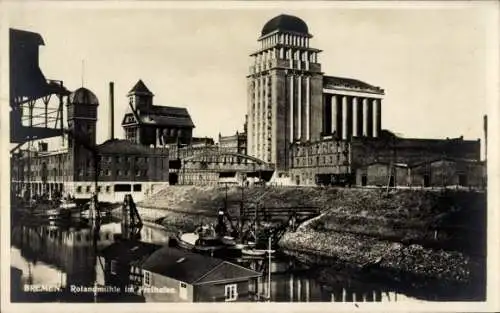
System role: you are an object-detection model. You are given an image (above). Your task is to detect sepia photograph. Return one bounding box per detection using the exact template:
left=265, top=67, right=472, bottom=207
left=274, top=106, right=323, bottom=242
left=1, top=1, right=498, bottom=312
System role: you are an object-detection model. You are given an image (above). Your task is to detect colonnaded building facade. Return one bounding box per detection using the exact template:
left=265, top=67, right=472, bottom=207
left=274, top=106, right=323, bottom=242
left=247, top=14, right=484, bottom=187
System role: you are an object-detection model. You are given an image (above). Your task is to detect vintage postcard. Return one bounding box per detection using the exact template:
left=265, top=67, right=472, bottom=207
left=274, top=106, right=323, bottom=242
left=1, top=1, right=498, bottom=312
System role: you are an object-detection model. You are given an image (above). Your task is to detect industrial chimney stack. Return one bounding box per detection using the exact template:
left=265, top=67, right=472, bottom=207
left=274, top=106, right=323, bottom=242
left=109, top=82, right=115, bottom=140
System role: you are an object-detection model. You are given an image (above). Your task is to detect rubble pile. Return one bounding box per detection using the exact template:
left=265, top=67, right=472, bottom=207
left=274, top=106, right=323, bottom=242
left=280, top=226, right=481, bottom=283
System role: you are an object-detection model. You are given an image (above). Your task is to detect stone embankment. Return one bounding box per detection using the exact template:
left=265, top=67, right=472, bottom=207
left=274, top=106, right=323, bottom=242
left=138, top=185, right=486, bottom=299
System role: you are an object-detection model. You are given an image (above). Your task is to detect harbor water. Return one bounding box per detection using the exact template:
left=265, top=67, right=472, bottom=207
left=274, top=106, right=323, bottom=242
left=10, top=217, right=425, bottom=303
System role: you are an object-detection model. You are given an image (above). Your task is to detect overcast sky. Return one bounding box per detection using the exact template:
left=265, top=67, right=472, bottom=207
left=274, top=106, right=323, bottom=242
left=2, top=1, right=497, bottom=148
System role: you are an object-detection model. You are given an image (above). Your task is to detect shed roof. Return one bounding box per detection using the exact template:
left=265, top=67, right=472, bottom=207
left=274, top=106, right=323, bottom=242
left=141, top=247, right=261, bottom=284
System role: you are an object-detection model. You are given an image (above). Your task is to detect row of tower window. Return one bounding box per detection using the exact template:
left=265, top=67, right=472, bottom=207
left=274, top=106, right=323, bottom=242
left=254, top=48, right=318, bottom=64
left=260, top=33, right=310, bottom=49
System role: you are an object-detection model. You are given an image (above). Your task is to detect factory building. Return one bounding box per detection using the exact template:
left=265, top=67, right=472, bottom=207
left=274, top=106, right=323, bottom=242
left=122, top=80, right=195, bottom=147
left=247, top=14, right=484, bottom=188
left=218, top=116, right=248, bottom=155
left=11, top=86, right=170, bottom=203
left=247, top=14, right=385, bottom=173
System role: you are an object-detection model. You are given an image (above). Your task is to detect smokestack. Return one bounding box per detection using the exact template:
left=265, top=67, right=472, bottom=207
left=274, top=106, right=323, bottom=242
left=109, top=82, right=115, bottom=140
left=483, top=114, right=487, bottom=161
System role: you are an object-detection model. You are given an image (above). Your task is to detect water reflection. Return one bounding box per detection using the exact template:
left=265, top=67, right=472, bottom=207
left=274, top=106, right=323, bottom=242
left=10, top=219, right=421, bottom=303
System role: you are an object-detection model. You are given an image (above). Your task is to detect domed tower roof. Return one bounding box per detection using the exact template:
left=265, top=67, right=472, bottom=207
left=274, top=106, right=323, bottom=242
left=261, top=14, right=309, bottom=37
left=69, top=87, right=99, bottom=105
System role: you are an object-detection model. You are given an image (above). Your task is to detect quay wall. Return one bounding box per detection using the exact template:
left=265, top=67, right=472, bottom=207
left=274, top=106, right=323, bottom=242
left=137, top=185, right=486, bottom=293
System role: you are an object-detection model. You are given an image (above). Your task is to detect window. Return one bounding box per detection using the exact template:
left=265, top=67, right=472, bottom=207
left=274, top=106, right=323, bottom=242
left=114, top=184, right=132, bottom=192
left=86, top=186, right=91, bottom=193
left=225, top=284, right=238, bottom=301
left=133, top=184, right=142, bottom=192
left=179, top=282, right=188, bottom=300
left=76, top=186, right=82, bottom=193
left=106, top=186, right=111, bottom=193
left=143, top=271, right=151, bottom=286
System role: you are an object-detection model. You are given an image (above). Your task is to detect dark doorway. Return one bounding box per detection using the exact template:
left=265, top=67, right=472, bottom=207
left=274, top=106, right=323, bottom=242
left=389, top=175, right=395, bottom=187
left=458, top=174, right=467, bottom=186
left=295, top=175, right=300, bottom=185
left=423, top=174, right=430, bottom=187
left=169, top=173, right=178, bottom=185
left=361, top=175, right=367, bottom=186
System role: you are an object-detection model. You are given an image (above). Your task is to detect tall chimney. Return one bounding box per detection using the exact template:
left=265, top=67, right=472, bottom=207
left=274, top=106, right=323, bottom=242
left=483, top=114, right=487, bottom=161
left=109, top=82, right=115, bottom=140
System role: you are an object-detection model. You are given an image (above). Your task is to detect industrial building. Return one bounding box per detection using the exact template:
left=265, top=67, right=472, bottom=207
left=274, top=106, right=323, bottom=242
left=11, top=84, right=170, bottom=203
left=122, top=80, right=195, bottom=147
left=246, top=14, right=485, bottom=188
left=218, top=116, right=248, bottom=155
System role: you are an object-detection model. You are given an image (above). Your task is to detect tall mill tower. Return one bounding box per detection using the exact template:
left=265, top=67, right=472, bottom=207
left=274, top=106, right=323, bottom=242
left=247, top=14, right=323, bottom=172
left=67, top=87, right=99, bottom=191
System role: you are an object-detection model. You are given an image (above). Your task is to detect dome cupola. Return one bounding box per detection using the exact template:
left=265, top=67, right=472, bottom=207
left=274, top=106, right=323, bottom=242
left=69, top=87, right=99, bottom=106
left=261, top=14, right=309, bottom=37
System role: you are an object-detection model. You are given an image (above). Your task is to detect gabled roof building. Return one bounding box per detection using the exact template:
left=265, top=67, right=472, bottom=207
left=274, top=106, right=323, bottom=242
left=122, top=80, right=195, bottom=147
left=141, top=246, right=261, bottom=302
left=98, top=242, right=262, bottom=302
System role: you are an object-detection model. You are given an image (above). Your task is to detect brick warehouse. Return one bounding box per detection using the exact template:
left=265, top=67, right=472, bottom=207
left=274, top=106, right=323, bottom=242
left=247, top=14, right=485, bottom=187
left=11, top=86, right=170, bottom=202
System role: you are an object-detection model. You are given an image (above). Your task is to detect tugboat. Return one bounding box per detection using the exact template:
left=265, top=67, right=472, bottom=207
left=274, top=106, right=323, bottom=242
left=173, top=223, right=241, bottom=257
left=47, top=196, right=79, bottom=220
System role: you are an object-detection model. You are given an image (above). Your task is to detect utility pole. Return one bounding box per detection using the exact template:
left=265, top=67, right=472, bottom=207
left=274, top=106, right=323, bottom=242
left=267, top=233, right=272, bottom=301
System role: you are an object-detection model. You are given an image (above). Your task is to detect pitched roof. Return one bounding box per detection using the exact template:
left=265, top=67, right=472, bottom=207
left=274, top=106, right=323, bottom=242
left=410, top=157, right=484, bottom=168
left=323, top=75, right=384, bottom=94
left=364, top=161, right=409, bottom=168
left=99, top=241, right=162, bottom=264
left=96, top=139, right=162, bottom=155
left=195, top=261, right=262, bottom=284
left=128, top=79, right=154, bottom=96
left=123, top=105, right=195, bottom=128
left=141, top=247, right=260, bottom=284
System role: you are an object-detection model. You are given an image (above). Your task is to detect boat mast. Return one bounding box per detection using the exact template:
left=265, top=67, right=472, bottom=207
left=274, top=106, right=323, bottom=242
left=267, top=234, right=271, bottom=301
